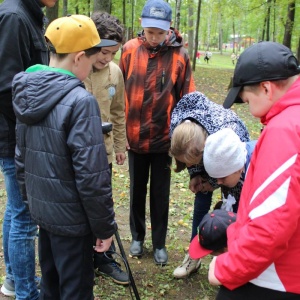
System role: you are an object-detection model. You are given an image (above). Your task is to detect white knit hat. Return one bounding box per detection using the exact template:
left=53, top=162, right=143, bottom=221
left=203, top=128, right=247, bottom=178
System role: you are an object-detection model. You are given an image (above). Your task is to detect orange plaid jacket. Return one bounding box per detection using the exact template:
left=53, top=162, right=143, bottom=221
left=120, top=29, right=195, bottom=153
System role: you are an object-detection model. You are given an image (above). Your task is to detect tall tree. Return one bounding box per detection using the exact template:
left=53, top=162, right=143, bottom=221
left=192, top=0, right=202, bottom=71
left=122, top=0, right=126, bottom=26
left=297, top=37, right=300, bottom=60
left=265, top=0, right=272, bottom=40
left=282, top=0, right=295, bottom=48
left=232, top=20, right=235, bottom=53
left=94, top=0, right=111, bottom=13
left=46, top=1, right=59, bottom=24
left=63, top=0, right=67, bottom=16
left=187, top=3, right=194, bottom=59
left=174, top=0, right=182, bottom=30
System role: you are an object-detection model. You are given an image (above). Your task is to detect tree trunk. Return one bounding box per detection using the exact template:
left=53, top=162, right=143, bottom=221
left=63, top=0, right=68, bottom=16
left=297, top=37, right=300, bottom=61
left=131, top=0, right=134, bottom=39
left=206, top=7, right=212, bottom=50
left=192, top=0, right=202, bottom=71
left=187, top=4, right=194, bottom=59
left=122, top=0, right=126, bottom=26
left=265, top=0, right=271, bottom=41
left=45, top=2, right=59, bottom=25
left=282, top=0, right=295, bottom=48
left=94, top=0, right=111, bottom=13
left=272, top=0, right=276, bottom=41
left=232, top=20, right=235, bottom=53
left=218, top=11, right=223, bottom=54
left=174, top=0, right=182, bottom=30
left=261, top=14, right=268, bottom=41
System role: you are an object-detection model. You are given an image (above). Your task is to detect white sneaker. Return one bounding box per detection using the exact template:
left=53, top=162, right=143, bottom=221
left=173, top=253, right=201, bottom=278
left=1, top=278, right=15, bottom=297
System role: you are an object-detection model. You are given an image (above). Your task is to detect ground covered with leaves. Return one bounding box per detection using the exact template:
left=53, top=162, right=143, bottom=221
left=0, top=55, right=261, bottom=300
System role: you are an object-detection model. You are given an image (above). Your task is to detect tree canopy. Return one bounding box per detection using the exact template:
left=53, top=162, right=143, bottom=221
left=1, top=0, right=299, bottom=57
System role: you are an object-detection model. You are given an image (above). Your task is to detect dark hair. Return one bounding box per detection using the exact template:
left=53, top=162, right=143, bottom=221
left=91, top=11, right=124, bottom=43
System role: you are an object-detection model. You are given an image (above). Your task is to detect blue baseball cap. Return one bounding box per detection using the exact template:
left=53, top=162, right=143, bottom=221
left=141, top=0, right=172, bottom=31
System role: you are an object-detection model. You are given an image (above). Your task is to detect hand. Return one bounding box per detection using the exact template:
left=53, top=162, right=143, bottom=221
left=208, top=256, right=222, bottom=285
left=126, top=138, right=130, bottom=151
left=189, top=175, right=203, bottom=193
left=115, top=152, right=126, bottom=165
left=94, top=236, right=113, bottom=253
left=189, top=176, right=215, bottom=193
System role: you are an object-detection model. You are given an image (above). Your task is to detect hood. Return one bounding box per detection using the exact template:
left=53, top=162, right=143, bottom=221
left=260, top=76, right=300, bottom=125
left=170, top=91, right=249, bottom=142
left=12, top=65, right=83, bottom=125
left=138, top=27, right=183, bottom=51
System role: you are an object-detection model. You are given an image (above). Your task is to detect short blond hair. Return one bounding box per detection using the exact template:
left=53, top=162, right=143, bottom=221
left=170, top=121, right=208, bottom=170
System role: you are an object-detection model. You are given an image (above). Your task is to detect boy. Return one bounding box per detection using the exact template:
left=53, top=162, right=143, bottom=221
left=12, top=15, right=117, bottom=299
left=189, top=209, right=236, bottom=260
left=203, top=128, right=256, bottom=211
left=119, top=0, right=195, bottom=265
left=210, top=41, right=300, bottom=298
left=0, top=0, right=56, bottom=297
left=84, top=11, right=128, bottom=285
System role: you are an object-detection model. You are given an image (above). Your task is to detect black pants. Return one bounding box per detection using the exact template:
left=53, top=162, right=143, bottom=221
left=128, top=151, right=172, bottom=249
left=38, top=228, right=94, bottom=300
left=216, top=283, right=300, bottom=300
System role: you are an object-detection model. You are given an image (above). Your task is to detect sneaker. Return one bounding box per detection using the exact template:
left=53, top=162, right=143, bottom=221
left=1, top=278, right=15, bottom=297
left=1, top=276, right=41, bottom=297
left=173, top=253, right=201, bottom=278
left=95, top=261, right=130, bottom=285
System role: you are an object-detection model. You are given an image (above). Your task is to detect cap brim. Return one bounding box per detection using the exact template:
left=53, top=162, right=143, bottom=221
left=141, top=18, right=170, bottom=31
left=95, top=39, right=118, bottom=48
left=223, top=86, right=243, bottom=108
left=189, top=235, right=213, bottom=259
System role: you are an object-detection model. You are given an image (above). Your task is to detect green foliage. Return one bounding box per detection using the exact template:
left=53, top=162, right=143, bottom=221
left=1, top=0, right=298, bottom=51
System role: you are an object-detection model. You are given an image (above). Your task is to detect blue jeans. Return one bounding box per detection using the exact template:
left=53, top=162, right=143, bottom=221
left=191, top=191, right=213, bottom=241
left=0, top=157, right=39, bottom=300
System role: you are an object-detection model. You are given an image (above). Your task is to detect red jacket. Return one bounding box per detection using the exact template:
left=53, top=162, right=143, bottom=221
left=119, top=29, right=195, bottom=153
left=215, top=77, right=300, bottom=294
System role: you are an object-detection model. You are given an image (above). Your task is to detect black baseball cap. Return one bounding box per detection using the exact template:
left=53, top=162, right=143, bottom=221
left=189, top=209, right=236, bottom=259
left=223, top=41, right=300, bottom=109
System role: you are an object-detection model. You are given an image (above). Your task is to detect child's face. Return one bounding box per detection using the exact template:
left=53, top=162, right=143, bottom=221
left=216, top=169, right=243, bottom=188
left=40, top=0, right=58, bottom=7
left=143, top=27, right=168, bottom=48
left=175, top=154, right=200, bottom=168
left=239, top=83, right=274, bottom=118
left=93, top=44, right=121, bottom=70
left=74, top=51, right=99, bottom=81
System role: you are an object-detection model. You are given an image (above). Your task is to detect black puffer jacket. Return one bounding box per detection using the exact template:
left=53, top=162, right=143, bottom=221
left=0, top=0, right=48, bottom=156
left=12, top=65, right=115, bottom=239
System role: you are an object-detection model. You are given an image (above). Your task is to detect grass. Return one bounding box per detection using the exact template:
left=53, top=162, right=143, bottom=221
left=196, top=50, right=237, bottom=69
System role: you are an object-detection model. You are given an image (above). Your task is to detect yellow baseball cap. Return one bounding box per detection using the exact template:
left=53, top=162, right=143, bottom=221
left=45, top=15, right=118, bottom=53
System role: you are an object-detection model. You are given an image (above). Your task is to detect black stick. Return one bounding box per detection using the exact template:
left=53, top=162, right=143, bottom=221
left=114, top=223, right=140, bottom=300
